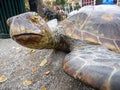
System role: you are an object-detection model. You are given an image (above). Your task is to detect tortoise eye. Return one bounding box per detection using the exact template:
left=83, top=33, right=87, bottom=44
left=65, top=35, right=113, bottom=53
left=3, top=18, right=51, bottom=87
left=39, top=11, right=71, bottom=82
left=29, top=15, right=40, bottom=24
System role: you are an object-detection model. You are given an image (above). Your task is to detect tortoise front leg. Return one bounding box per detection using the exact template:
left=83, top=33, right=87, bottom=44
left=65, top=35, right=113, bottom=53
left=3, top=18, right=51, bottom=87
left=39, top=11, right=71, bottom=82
left=63, top=45, right=120, bottom=90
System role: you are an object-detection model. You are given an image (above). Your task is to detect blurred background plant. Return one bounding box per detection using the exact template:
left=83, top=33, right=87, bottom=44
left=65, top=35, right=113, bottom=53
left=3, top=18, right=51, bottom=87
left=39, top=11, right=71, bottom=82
left=24, top=0, right=30, bottom=11
left=23, top=0, right=81, bottom=21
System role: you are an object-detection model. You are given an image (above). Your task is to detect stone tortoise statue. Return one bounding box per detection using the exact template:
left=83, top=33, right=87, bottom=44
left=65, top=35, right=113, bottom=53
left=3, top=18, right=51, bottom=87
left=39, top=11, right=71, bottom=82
left=7, top=5, right=120, bottom=90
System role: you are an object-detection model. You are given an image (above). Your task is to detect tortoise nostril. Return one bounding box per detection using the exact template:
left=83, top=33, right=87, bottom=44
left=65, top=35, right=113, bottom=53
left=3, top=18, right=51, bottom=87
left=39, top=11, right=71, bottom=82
left=16, top=17, right=19, bottom=18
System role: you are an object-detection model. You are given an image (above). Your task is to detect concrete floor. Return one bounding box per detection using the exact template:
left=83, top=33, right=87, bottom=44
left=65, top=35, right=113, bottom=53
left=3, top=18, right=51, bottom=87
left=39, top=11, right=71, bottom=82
left=0, top=39, right=94, bottom=90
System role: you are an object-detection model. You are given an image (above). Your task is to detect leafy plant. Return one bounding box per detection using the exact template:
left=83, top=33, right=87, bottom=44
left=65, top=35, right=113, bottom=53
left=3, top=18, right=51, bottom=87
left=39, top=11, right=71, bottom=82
left=56, top=0, right=66, bottom=5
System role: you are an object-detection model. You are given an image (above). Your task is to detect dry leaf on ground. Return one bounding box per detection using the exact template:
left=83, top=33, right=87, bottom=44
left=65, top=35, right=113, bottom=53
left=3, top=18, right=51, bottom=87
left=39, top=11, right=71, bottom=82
left=28, top=49, right=36, bottom=54
left=16, top=47, right=20, bottom=50
left=0, top=63, right=3, bottom=67
left=40, top=59, right=47, bottom=67
left=45, top=71, right=50, bottom=75
left=16, top=47, right=21, bottom=52
left=23, top=80, right=32, bottom=86
left=41, top=87, right=47, bottom=90
left=31, top=67, right=37, bottom=72
left=0, top=74, right=7, bottom=83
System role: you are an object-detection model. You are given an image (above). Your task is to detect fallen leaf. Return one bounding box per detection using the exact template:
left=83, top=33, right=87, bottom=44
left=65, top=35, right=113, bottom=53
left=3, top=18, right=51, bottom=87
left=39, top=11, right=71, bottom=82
left=0, top=63, right=3, bottom=67
left=0, top=74, right=7, bottom=83
left=41, top=87, right=47, bottom=90
left=23, top=80, right=32, bottom=86
left=31, top=67, right=37, bottom=72
left=40, top=59, right=47, bottom=67
left=16, top=47, right=20, bottom=50
left=28, top=49, right=36, bottom=54
left=45, top=71, right=50, bottom=75
left=15, top=47, right=22, bottom=52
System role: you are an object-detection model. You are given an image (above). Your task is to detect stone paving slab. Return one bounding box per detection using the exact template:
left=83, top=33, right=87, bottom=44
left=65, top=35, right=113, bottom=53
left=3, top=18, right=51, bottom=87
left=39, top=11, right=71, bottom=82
left=0, top=39, right=94, bottom=90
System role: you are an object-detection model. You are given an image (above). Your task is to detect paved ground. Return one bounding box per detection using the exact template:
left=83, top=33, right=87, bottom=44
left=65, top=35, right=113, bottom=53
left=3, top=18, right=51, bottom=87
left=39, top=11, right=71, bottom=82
left=0, top=39, right=95, bottom=90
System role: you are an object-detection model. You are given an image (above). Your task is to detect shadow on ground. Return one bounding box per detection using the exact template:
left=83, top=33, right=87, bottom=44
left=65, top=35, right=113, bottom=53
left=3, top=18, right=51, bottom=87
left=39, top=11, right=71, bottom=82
left=0, top=39, right=95, bottom=90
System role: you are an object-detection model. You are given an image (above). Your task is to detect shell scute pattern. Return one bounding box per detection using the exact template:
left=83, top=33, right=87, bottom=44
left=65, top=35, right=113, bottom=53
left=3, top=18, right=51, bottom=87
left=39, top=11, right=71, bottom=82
left=60, top=5, right=120, bottom=52
left=78, top=65, right=113, bottom=89
left=63, top=45, right=120, bottom=90
left=110, top=71, right=120, bottom=90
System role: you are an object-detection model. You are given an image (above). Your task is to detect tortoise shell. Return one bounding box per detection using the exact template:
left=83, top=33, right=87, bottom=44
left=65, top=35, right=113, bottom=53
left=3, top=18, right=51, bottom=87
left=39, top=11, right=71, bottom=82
left=60, top=5, right=120, bottom=52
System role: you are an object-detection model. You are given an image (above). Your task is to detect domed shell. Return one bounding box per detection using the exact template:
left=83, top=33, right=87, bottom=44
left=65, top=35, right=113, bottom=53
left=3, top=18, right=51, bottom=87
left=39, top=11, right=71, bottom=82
left=60, top=5, right=120, bottom=52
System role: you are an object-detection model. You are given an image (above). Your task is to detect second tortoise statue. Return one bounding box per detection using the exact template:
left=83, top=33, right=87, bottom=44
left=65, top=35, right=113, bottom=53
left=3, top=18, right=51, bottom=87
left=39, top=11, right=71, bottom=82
left=7, top=5, right=120, bottom=90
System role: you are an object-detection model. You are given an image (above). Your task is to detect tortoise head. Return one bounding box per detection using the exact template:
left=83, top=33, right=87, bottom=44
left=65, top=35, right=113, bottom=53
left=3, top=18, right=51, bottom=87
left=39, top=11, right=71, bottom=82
left=7, top=12, right=53, bottom=49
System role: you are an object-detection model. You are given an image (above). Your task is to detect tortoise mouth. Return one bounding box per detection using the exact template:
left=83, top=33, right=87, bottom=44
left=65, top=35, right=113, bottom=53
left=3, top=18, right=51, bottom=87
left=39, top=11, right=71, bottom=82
left=12, top=33, right=42, bottom=48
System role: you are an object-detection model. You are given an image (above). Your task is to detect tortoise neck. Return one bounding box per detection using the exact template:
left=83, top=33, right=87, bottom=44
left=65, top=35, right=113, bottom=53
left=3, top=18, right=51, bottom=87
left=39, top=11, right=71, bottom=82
left=51, top=27, right=71, bottom=52
left=54, top=36, right=71, bottom=53
left=52, top=34, right=86, bottom=53
left=50, top=26, right=87, bottom=53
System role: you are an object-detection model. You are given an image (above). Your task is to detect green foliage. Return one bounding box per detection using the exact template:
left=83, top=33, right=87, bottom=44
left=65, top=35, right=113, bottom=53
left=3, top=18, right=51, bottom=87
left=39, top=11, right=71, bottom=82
left=56, top=0, right=66, bottom=5
left=56, top=0, right=61, bottom=5
left=61, top=0, right=66, bottom=5
left=25, top=2, right=30, bottom=11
